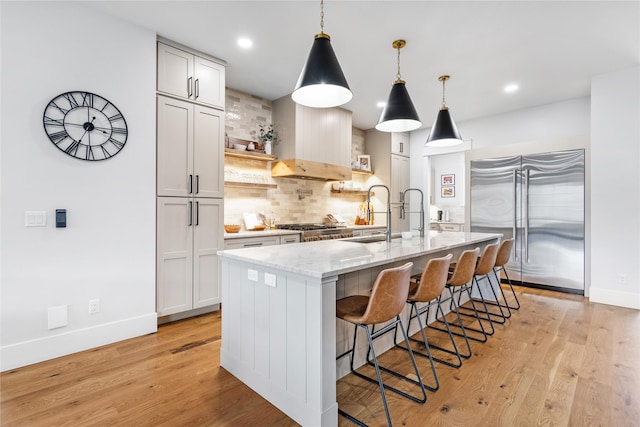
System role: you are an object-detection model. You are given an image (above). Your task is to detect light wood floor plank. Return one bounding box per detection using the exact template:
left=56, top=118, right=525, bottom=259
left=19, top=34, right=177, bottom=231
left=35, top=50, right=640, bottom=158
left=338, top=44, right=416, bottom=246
left=1, top=286, right=639, bottom=426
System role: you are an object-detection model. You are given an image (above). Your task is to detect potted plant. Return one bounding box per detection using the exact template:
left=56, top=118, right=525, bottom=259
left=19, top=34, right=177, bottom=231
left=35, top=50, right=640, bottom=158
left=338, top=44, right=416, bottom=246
left=258, top=124, right=277, bottom=154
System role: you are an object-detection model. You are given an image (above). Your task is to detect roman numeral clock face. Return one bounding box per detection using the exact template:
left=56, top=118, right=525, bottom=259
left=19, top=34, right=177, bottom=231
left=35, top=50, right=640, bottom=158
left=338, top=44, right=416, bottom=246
left=43, top=91, right=128, bottom=161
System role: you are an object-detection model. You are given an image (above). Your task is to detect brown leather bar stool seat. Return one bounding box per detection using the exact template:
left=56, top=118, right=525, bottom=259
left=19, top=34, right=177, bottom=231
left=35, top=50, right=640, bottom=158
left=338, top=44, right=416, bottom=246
left=394, top=254, right=453, bottom=390
left=336, top=262, right=426, bottom=427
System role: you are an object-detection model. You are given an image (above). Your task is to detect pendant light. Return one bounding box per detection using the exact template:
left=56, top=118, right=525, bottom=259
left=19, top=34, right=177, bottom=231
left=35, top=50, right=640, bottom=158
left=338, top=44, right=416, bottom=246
left=426, top=75, right=463, bottom=146
left=375, top=40, right=421, bottom=132
left=292, top=0, right=352, bottom=108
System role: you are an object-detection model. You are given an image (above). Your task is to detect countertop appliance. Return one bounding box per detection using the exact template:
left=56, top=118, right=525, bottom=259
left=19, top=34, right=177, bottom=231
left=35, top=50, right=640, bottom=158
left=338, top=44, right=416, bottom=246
left=470, top=149, right=585, bottom=293
left=276, top=223, right=353, bottom=242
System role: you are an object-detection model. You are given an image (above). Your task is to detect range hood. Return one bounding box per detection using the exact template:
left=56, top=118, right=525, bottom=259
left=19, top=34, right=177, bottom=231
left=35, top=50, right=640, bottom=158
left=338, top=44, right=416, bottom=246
left=271, top=158, right=352, bottom=181
left=271, top=95, right=353, bottom=181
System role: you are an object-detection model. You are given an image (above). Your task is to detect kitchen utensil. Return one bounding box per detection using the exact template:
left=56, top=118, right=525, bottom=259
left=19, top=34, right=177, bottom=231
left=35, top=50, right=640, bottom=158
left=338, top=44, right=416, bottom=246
left=224, top=224, right=241, bottom=233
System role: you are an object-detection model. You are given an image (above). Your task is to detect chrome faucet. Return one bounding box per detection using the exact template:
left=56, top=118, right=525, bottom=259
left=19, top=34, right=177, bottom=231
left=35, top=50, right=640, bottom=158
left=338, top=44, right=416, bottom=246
left=401, top=188, right=425, bottom=237
left=367, top=185, right=392, bottom=242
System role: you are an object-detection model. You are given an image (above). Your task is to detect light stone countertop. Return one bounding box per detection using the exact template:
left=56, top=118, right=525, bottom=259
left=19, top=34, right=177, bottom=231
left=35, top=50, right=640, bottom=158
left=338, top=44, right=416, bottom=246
left=218, top=231, right=501, bottom=279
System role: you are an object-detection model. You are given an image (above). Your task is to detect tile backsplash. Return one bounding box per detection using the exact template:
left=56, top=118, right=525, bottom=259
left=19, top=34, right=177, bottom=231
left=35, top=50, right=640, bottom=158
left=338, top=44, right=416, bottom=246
left=224, top=87, right=373, bottom=228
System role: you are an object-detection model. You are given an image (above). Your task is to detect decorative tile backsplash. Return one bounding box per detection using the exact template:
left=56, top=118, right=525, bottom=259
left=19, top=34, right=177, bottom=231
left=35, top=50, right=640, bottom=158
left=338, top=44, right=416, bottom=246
left=224, top=88, right=373, bottom=228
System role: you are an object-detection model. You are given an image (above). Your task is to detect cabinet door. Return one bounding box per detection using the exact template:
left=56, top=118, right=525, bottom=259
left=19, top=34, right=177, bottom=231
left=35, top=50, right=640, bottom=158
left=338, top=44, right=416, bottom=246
left=280, top=234, right=301, bottom=244
left=391, top=132, right=410, bottom=156
left=193, top=106, right=224, bottom=198
left=193, top=198, right=224, bottom=308
left=157, top=96, right=193, bottom=197
left=157, top=43, right=194, bottom=101
left=391, top=154, right=410, bottom=203
left=157, top=197, right=193, bottom=316
left=193, top=56, right=225, bottom=109
left=391, top=204, right=410, bottom=232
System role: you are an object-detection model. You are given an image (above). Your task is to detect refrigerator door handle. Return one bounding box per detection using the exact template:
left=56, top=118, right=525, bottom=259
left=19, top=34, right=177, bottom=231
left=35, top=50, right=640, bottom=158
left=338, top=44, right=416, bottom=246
left=524, top=168, right=530, bottom=263
left=512, top=169, right=518, bottom=262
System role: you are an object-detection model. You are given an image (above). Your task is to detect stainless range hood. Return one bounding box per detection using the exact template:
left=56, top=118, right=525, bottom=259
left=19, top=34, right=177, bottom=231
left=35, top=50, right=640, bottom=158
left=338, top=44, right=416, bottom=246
left=271, top=95, right=353, bottom=181
left=271, top=158, right=351, bottom=181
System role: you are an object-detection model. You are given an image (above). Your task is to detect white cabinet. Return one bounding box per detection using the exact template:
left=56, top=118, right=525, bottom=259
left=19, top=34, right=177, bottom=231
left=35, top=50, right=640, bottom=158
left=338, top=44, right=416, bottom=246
left=157, top=42, right=225, bottom=110
left=352, top=227, right=387, bottom=237
left=157, top=197, right=224, bottom=316
left=391, top=132, right=410, bottom=156
left=157, top=95, right=224, bottom=198
left=366, top=129, right=411, bottom=232
left=272, top=95, right=352, bottom=168
left=280, top=234, right=301, bottom=244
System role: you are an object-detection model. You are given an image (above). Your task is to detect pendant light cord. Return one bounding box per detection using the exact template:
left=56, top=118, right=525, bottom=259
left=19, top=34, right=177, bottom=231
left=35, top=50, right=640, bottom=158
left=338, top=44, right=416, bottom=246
left=320, top=0, right=325, bottom=35
left=396, top=45, right=402, bottom=82
left=439, top=75, right=450, bottom=108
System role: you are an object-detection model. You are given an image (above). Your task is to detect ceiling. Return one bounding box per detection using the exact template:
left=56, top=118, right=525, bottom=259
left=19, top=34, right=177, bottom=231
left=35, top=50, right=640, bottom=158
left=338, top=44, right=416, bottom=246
left=87, top=1, right=639, bottom=130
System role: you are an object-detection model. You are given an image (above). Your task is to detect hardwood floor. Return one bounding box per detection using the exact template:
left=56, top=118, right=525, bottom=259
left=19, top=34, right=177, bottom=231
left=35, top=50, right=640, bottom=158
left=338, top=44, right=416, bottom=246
left=1, top=286, right=638, bottom=426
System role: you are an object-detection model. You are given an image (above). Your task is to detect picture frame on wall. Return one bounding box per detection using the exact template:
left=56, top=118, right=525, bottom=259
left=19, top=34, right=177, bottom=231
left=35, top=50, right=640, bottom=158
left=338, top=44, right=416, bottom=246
left=357, top=154, right=371, bottom=171
left=441, top=186, right=455, bottom=198
left=441, top=174, right=455, bottom=186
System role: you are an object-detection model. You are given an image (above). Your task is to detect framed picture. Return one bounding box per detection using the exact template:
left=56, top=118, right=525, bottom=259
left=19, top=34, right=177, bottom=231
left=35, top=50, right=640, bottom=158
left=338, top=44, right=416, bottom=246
left=357, top=154, right=371, bottom=171
left=441, top=174, right=455, bottom=186
left=441, top=186, right=455, bottom=198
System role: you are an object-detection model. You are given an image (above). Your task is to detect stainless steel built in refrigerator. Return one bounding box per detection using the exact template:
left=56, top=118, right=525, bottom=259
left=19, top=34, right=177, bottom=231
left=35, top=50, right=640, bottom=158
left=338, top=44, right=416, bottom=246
left=470, top=150, right=585, bottom=293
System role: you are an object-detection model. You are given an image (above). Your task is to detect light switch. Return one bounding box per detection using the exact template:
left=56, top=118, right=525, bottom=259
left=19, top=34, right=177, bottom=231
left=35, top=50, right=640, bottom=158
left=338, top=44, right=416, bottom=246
left=25, top=211, right=47, bottom=227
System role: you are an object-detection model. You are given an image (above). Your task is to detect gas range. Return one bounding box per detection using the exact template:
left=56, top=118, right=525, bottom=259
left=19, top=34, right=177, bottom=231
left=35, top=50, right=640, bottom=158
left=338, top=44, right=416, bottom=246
left=276, top=223, right=353, bottom=242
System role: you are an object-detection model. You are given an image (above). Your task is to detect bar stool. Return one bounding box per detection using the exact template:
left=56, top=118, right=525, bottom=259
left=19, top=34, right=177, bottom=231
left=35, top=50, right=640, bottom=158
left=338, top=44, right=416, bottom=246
left=429, top=248, right=489, bottom=344
left=394, top=253, right=453, bottom=391
left=458, top=243, right=511, bottom=326
left=492, top=238, right=520, bottom=310
left=336, top=262, right=426, bottom=427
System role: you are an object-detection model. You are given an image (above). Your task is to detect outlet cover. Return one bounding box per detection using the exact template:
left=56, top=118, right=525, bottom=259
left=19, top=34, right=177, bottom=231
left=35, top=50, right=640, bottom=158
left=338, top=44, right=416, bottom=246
left=88, top=299, right=100, bottom=314
left=48, top=305, right=68, bottom=329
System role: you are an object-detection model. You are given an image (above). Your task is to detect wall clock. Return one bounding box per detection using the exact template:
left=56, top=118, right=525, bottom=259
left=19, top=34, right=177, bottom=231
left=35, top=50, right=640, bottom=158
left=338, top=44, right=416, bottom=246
left=43, top=91, right=128, bottom=161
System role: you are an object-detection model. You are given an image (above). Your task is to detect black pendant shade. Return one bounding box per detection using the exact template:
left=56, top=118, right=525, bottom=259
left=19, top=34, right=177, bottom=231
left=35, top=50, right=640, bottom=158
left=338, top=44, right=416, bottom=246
left=426, top=107, right=463, bottom=147
left=292, top=34, right=352, bottom=108
left=375, top=81, right=422, bottom=132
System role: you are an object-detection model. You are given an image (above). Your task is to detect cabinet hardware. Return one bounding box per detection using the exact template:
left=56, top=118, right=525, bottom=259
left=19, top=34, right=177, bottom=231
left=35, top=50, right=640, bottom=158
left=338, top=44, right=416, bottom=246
left=196, top=175, right=199, bottom=194
left=243, top=242, right=264, bottom=247
left=188, top=174, right=193, bottom=194
left=400, top=142, right=404, bottom=153
left=195, top=79, right=200, bottom=99
left=187, top=77, right=193, bottom=97
left=195, top=201, right=200, bottom=226
left=188, top=201, right=193, bottom=226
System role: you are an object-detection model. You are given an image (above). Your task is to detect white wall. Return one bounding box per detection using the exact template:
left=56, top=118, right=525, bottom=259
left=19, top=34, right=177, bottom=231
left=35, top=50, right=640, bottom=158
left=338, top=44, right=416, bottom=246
left=590, top=66, right=640, bottom=309
left=1, top=2, right=158, bottom=370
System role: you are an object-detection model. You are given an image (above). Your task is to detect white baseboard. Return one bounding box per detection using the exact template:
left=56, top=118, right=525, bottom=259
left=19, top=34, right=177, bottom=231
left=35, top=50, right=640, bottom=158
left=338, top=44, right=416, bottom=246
left=1, top=313, right=158, bottom=372
left=589, top=287, right=640, bottom=310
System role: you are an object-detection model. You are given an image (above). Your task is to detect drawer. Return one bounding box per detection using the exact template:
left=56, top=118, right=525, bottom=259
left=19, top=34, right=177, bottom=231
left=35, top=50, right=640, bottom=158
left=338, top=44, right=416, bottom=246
left=439, top=223, right=463, bottom=232
left=224, top=236, right=280, bottom=249
left=280, top=234, right=301, bottom=244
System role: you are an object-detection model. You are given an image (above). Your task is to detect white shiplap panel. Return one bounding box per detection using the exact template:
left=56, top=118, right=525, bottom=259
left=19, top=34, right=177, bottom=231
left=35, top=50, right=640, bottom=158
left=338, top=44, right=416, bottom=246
left=269, top=272, right=287, bottom=390
left=254, top=280, right=270, bottom=376
left=285, top=275, right=307, bottom=399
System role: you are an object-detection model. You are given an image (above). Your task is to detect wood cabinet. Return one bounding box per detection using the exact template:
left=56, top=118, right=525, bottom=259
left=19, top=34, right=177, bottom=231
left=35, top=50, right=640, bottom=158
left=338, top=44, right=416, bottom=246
left=157, top=95, right=224, bottom=198
left=157, top=197, right=224, bottom=316
left=366, top=129, right=411, bottom=232
left=157, top=42, right=225, bottom=110
left=272, top=95, right=352, bottom=168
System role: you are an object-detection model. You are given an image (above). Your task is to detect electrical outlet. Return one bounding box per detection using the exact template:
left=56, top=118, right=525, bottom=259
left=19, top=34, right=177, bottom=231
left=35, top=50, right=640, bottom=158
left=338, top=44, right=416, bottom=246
left=618, top=274, right=627, bottom=286
left=264, top=273, right=276, bottom=287
left=88, top=299, right=100, bottom=314
left=248, top=269, right=258, bottom=281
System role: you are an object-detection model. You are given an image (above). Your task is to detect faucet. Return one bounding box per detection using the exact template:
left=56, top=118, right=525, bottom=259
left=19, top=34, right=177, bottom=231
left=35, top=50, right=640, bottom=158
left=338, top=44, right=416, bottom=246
left=401, top=188, right=425, bottom=237
left=367, top=185, right=392, bottom=242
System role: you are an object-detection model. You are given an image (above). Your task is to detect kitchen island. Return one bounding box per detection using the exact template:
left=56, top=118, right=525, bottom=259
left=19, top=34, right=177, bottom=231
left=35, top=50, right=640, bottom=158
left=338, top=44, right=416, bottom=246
left=218, top=231, right=501, bottom=426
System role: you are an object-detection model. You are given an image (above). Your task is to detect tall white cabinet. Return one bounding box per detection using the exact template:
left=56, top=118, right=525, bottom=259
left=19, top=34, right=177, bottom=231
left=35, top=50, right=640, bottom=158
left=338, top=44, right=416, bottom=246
left=366, top=130, right=411, bottom=232
left=156, top=40, right=225, bottom=320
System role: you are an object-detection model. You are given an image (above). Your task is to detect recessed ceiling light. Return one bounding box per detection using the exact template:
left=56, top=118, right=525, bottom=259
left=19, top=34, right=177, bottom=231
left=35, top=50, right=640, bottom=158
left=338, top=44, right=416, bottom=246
left=237, top=38, right=253, bottom=48
left=504, top=84, right=519, bottom=93
left=376, top=101, right=386, bottom=108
